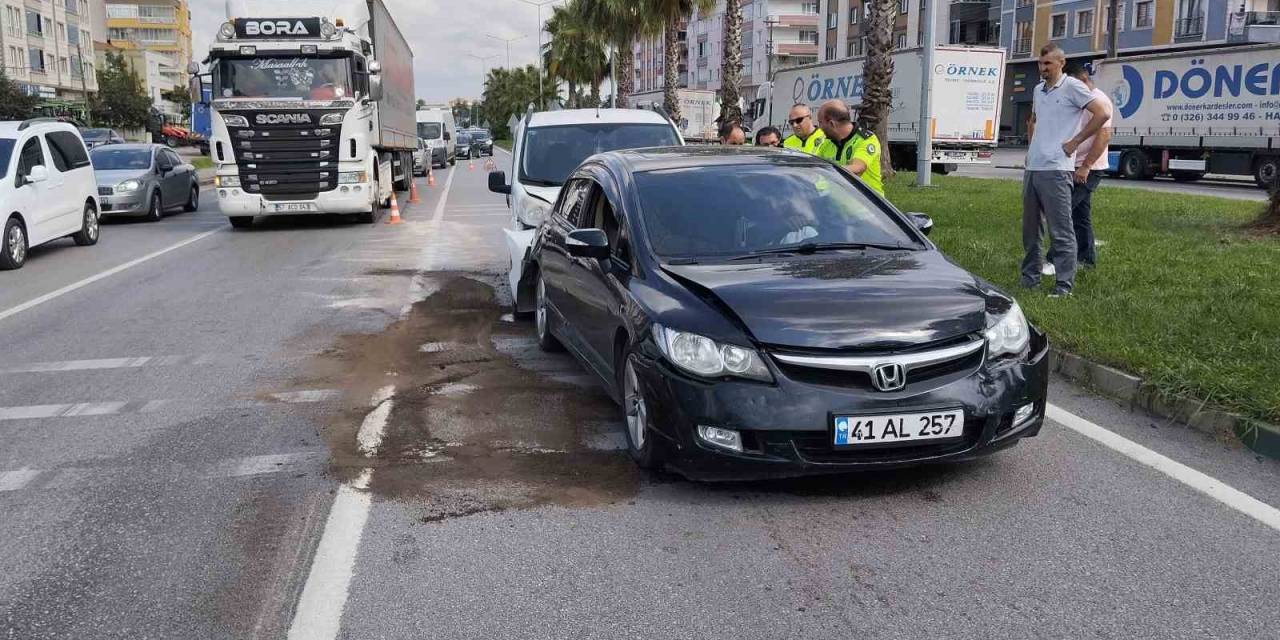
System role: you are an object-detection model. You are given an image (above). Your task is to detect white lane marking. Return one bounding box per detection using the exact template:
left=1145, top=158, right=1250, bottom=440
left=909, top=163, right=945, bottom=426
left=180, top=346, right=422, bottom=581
left=268, top=389, right=343, bottom=404
left=1048, top=404, right=1280, bottom=533
left=0, top=354, right=223, bottom=375
left=0, top=390, right=338, bottom=421
left=0, top=227, right=222, bottom=325
left=0, top=467, right=40, bottom=492
left=430, top=163, right=457, bottom=223
left=0, top=401, right=129, bottom=420
left=286, top=469, right=373, bottom=640
left=356, top=385, right=396, bottom=456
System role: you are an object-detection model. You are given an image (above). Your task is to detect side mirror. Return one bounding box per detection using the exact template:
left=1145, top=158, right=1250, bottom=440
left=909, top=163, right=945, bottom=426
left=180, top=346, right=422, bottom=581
left=368, top=74, right=384, bottom=101
left=909, top=212, right=933, bottom=236
left=25, top=165, right=49, bottom=185
left=566, top=228, right=610, bottom=260
left=368, top=61, right=383, bottom=75
left=186, top=61, right=200, bottom=75
left=444, top=131, right=451, bottom=141
left=488, top=170, right=510, bottom=194
left=158, top=161, right=174, bottom=174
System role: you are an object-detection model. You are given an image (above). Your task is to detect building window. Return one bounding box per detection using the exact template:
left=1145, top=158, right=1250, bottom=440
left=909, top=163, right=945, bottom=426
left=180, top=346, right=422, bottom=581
left=950, top=20, right=962, bottom=43
left=826, top=44, right=835, bottom=60
left=1134, top=1, right=1154, bottom=29
left=895, top=31, right=907, bottom=49
left=1016, top=0, right=1033, bottom=7
left=1176, top=0, right=1204, bottom=37
left=802, top=2, right=818, bottom=14
left=1051, top=13, right=1067, bottom=38
left=64, top=0, right=77, bottom=15
left=849, top=5, right=858, bottom=24
left=26, top=9, right=42, bottom=36
left=899, top=0, right=909, bottom=15
left=1103, top=4, right=1125, bottom=33
left=799, top=30, right=818, bottom=44
left=826, top=11, right=837, bottom=29
left=28, top=47, right=45, bottom=73
left=1075, top=9, right=1094, bottom=36
left=1015, top=19, right=1032, bottom=54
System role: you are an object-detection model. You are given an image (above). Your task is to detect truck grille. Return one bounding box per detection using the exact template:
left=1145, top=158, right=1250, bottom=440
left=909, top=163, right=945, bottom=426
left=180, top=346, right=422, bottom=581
left=229, top=109, right=345, bottom=202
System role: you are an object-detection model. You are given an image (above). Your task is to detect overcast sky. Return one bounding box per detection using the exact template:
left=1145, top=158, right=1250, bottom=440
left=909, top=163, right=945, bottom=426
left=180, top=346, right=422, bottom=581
left=190, top=0, right=566, bottom=103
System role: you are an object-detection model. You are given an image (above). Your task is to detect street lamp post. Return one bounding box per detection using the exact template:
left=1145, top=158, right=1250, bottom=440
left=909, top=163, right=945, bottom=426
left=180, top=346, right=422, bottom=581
left=916, top=0, right=937, bottom=187
left=486, top=33, right=527, bottom=70
left=514, top=0, right=562, bottom=111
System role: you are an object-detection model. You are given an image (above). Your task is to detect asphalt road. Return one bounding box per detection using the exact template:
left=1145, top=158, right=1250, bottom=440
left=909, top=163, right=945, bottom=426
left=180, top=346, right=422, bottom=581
left=1, top=151, right=1278, bottom=639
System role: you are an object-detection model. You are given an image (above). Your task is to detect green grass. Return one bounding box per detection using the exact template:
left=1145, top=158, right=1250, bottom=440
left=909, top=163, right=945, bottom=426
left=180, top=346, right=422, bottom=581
left=885, top=173, right=1279, bottom=424
left=494, top=139, right=512, bottom=151
left=191, top=156, right=213, bottom=170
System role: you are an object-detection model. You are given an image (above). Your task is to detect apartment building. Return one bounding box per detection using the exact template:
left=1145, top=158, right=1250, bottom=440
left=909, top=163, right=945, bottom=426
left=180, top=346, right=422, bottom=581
left=0, top=0, right=102, bottom=105
left=102, top=0, right=191, bottom=96
left=818, top=0, right=952, bottom=62
left=632, top=24, right=689, bottom=95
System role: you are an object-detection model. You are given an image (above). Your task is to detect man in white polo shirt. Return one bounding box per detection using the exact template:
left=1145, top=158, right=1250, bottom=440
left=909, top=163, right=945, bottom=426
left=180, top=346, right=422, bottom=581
left=1067, top=61, right=1113, bottom=268
left=1022, top=43, right=1111, bottom=297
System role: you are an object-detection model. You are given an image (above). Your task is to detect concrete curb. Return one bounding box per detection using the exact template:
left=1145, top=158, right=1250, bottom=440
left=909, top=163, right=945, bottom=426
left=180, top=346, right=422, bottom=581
left=1048, top=350, right=1280, bottom=460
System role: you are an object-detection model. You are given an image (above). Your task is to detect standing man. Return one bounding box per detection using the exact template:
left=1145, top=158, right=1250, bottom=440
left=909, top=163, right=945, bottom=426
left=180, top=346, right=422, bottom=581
left=1021, top=43, right=1110, bottom=297
left=814, top=100, right=884, bottom=197
left=755, top=126, right=783, bottom=147
left=1066, top=62, right=1112, bottom=269
left=781, top=103, right=826, bottom=155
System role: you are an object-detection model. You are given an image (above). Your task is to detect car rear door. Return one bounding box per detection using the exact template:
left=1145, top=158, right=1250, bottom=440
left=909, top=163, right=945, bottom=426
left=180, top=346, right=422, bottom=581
left=14, top=136, right=60, bottom=244
left=567, top=178, right=632, bottom=380
left=45, top=130, right=94, bottom=230
left=540, top=178, right=592, bottom=350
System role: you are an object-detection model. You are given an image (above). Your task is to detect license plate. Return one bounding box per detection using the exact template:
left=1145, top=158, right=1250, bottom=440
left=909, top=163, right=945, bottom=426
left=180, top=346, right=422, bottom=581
left=270, top=203, right=316, bottom=213
left=833, top=410, right=964, bottom=446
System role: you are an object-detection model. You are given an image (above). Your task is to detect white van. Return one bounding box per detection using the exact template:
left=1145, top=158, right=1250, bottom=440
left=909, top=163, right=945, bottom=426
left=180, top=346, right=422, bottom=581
left=1, top=119, right=100, bottom=270
left=489, top=109, right=683, bottom=229
left=415, top=109, right=456, bottom=169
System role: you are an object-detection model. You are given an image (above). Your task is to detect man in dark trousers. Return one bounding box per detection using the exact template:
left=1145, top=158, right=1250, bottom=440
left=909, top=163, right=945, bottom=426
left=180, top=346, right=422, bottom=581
left=1065, top=62, right=1113, bottom=269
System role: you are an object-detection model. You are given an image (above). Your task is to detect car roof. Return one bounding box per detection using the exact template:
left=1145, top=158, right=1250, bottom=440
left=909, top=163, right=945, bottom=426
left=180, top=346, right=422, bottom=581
left=92, top=143, right=157, bottom=152
left=593, top=146, right=830, bottom=174
left=0, top=120, right=79, bottom=138
left=527, top=108, right=672, bottom=128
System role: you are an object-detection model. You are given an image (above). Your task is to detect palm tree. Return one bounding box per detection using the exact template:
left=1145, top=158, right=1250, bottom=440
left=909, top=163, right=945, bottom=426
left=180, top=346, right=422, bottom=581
left=582, top=0, right=657, bottom=106
left=643, top=0, right=714, bottom=123
left=546, top=0, right=608, bottom=109
left=863, top=0, right=897, bottom=176
left=718, top=0, right=743, bottom=125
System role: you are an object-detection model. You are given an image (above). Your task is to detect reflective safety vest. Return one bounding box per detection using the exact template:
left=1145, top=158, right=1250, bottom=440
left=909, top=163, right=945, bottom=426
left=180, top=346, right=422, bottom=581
left=782, top=129, right=827, bottom=155
left=819, top=131, right=885, bottom=197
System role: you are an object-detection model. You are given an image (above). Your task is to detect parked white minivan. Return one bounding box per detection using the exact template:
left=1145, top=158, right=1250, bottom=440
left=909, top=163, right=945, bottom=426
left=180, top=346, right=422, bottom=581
left=1, top=119, right=100, bottom=270
left=416, top=109, right=456, bottom=169
left=489, top=109, right=683, bottom=229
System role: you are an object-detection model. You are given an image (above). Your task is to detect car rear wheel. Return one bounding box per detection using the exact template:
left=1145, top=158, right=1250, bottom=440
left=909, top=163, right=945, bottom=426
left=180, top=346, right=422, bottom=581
left=71, top=202, right=99, bottom=246
left=146, top=192, right=163, bottom=222
left=1, top=216, right=27, bottom=270
left=228, top=216, right=253, bottom=229
left=534, top=274, right=562, bottom=352
left=183, top=184, right=199, bottom=212
left=622, top=355, right=664, bottom=470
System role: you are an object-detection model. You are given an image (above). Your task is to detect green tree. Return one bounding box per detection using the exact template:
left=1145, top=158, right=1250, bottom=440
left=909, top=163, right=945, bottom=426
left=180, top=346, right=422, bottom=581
left=0, top=70, right=39, bottom=121
left=642, top=0, right=714, bottom=122
left=582, top=0, right=657, bottom=107
left=718, top=0, right=743, bottom=124
left=161, top=87, right=191, bottom=124
left=862, top=0, right=897, bottom=176
left=479, top=65, right=559, bottom=139
left=546, top=0, right=608, bottom=109
left=91, top=52, right=151, bottom=129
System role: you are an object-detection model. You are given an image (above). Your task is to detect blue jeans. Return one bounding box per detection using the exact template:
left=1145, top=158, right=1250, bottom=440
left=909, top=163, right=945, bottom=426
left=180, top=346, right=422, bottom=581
left=1072, top=170, right=1102, bottom=265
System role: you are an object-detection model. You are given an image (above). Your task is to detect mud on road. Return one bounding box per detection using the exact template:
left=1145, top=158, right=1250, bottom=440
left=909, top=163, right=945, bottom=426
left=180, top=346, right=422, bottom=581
left=279, top=273, right=641, bottom=522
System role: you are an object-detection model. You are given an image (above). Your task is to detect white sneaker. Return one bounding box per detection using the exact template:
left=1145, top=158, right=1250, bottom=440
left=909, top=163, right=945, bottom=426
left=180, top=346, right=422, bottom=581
left=1094, top=239, right=1107, bottom=248
left=1041, top=263, right=1056, bottom=277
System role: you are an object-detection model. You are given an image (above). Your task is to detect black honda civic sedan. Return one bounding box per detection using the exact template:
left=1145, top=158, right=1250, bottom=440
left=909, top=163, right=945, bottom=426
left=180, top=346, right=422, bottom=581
left=518, top=147, right=1049, bottom=480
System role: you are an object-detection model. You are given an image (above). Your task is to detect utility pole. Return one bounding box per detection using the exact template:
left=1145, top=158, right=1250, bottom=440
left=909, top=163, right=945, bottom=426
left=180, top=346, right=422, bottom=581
left=77, top=42, right=93, bottom=126
left=514, top=0, right=561, bottom=110
left=1106, top=0, right=1120, bottom=58
left=764, top=16, right=780, bottom=81
left=916, top=0, right=937, bottom=186
left=486, top=33, right=526, bottom=70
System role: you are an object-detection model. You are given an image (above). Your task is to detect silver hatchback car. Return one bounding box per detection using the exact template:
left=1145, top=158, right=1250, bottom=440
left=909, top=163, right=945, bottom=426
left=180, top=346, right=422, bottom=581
left=91, top=144, right=200, bottom=221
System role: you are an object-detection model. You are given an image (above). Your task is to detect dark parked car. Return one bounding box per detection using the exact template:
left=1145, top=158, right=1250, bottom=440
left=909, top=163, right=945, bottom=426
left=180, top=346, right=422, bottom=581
left=518, top=148, right=1049, bottom=480
left=80, top=128, right=125, bottom=149
left=471, top=129, right=494, bottom=156
left=91, top=144, right=199, bottom=221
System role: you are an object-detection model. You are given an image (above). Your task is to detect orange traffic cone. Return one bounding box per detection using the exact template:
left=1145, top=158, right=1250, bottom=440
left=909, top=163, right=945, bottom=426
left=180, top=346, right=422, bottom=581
left=408, top=178, right=421, bottom=204
left=386, top=192, right=402, bottom=225
left=468, top=158, right=475, bottom=171
left=427, top=172, right=436, bottom=187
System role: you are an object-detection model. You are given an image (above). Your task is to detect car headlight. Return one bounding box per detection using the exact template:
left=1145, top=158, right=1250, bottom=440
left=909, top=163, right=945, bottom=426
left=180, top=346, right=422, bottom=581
left=985, top=301, right=1030, bottom=359
left=214, top=175, right=241, bottom=187
left=338, top=171, right=368, bottom=184
left=114, top=179, right=142, bottom=193
left=652, top=324, right=772, bottom=382
left=319, top=113, right=344, bottom=126
left=523, top=200, right=552, bottom=226
left=223, top=114, right=248, bottom=127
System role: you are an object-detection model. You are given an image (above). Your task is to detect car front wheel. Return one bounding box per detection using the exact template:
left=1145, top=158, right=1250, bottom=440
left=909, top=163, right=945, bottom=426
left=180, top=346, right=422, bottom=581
left=534, top=273, right=562, bottom=352
left=622, top=354, right=664, bottom=470
left=1, top=216, right=27, bottom=270
left=146, top=192, right=163, bottom=222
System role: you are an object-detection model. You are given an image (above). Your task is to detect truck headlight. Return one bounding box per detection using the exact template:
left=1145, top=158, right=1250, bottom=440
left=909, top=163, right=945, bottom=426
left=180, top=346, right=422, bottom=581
left=523, top=201, right=551, bottom=226
left=338, top=171, right=368, bottom=184
left=653, top=324, right=772, bottom=382
left=319, top=113, right=344, bottom=126
left=218, top=22, right=236, bottom=40
left=985, top=301, right=1030, bottom=360
left=223, top=114, right=248, bottom=127
left=214, top=175, right=241, bottom=187
left=114, top=179, right=142, bottom=193
left=320, top=21, right=337, bottom=38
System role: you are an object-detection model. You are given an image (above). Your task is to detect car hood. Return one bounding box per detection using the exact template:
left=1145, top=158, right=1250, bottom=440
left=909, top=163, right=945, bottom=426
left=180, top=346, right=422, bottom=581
left=662, top=252, right=991, bottom=350
left=521, top=184, right=561, bottom=204
left=95, top=169, right=151, bottom=185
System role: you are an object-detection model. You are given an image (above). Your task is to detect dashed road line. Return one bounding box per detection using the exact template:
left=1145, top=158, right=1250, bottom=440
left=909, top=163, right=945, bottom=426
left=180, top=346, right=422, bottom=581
left=286, top=470, right=373, bottom=640
left=0, top=354, right=220, bottom=375
left=0, top=389, right=342, bottom=421
left=0, top=451, right=326, bottom=494
left=0, top=467, right=40, bottom=492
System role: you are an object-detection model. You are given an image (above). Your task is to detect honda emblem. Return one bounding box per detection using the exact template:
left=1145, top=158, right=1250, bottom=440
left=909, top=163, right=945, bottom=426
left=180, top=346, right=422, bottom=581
left=871, top=363, right=906, bottom=392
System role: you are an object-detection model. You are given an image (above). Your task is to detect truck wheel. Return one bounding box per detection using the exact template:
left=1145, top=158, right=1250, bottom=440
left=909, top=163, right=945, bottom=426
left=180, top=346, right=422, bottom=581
left=228, top=216, right=253, bottom=229
left=165, top=135, right=179, bottom=148
left=1118, top=150, right=1151, bottom=180
left=931, top=163, right=956, bottom=175
left=1171, top=171, right=1205, bottom=183
left=1254, top=156, right=1279, bottom=190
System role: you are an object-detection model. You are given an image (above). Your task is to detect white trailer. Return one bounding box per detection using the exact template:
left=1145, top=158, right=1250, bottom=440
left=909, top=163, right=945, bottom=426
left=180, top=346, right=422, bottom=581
left=1093, top=44, right=1280, bottom=189
left=627, top=89, right=718, bottom=142
left=199, top=0, right=416, bottom=227
left=750, top=46, right=1005, bottom=170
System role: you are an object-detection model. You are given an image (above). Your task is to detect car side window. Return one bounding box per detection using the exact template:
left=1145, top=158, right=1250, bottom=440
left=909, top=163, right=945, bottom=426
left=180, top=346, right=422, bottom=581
left=585, top=184, right=629, bottom=264
left=15, top=138, right=45, bottom=186
left=556, top=179, right=591, bottom=227
left=45, top=132, right=90, bottom=172
left=162, top=149, right=181, bottom=167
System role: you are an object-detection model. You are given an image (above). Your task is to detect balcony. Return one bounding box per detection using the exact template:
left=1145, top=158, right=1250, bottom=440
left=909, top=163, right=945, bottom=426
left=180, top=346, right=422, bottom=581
left=1175, top=16, right=1203, bottom=38
left=774, top=14, right=819, bottom=29
left=1014, top=35, right=1032, bottom=56
left=1228, top=11, right=1280, bottom=43
left=776, top=42, right=818, bottom=56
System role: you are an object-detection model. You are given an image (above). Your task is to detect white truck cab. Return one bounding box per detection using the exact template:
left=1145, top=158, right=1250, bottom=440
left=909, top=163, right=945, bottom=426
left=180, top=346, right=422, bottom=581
left=416, top=108, right=456, bottom=169
left=490, top=109, right=684, bottom=230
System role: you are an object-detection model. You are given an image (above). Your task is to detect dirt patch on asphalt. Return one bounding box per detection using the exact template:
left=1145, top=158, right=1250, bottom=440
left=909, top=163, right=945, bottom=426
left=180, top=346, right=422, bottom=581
left=278, top=273, right=639, bottom=521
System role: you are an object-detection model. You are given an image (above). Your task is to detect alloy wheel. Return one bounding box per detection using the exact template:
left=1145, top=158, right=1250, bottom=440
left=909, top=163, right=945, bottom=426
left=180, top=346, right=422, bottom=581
left=85, top=207, right=98, bottom=241
left=624, top=361, right=647, bottom=450
left=535, top=277, right=548, bottom=340
left=7, top=223, right=25, bottom=264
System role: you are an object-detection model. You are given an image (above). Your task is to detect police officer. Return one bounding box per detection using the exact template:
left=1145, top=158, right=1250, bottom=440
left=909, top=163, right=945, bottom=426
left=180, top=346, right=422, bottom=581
left=781, top=103, right=826, bottom=155
left=815, top=99, right=884, bottom=197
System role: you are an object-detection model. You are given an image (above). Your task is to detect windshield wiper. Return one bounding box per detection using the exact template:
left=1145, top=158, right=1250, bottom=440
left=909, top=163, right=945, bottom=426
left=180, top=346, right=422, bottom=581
left=728, top=242, right=911, bottom=260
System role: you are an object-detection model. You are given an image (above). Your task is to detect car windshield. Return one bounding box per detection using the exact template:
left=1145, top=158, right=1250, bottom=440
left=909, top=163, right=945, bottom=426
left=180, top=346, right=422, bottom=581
left=91, top=148, right=153, bottom=170
left=521, top=123, right=679, bottom=186
left=417, top=122, right=441, bottom=139
left=81, top=129, right=109, bottom=140
left=472, top=131, right=490, bottom=141
left=635, top=163, right=920, bottom=259
left=215, top=56, right=352, bottom=99
left=0, top=138, right=14, bottom=176
left=457, top=134, right=472, bottom=144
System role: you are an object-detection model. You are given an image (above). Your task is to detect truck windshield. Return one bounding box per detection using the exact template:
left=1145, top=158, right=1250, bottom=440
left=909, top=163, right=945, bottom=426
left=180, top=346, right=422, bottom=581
left=417, top=123, right=442, bottom=139
left=215, top=56, right=353, bottom=100
left=520, top=123, right=680, bottom=186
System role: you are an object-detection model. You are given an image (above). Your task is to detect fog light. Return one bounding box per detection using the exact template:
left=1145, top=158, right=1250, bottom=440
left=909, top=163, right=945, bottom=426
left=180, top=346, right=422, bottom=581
left=1014, top=403, right=1036, bottom=427
left=340, top=186, right=349, bottom=193
left=232, top=189, right=241, bottom=195
left=353, top=186, right=362, bottom=192
left=218, top=189, right=227, bottom=197
left=697, top=425, right=743, bottom=453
